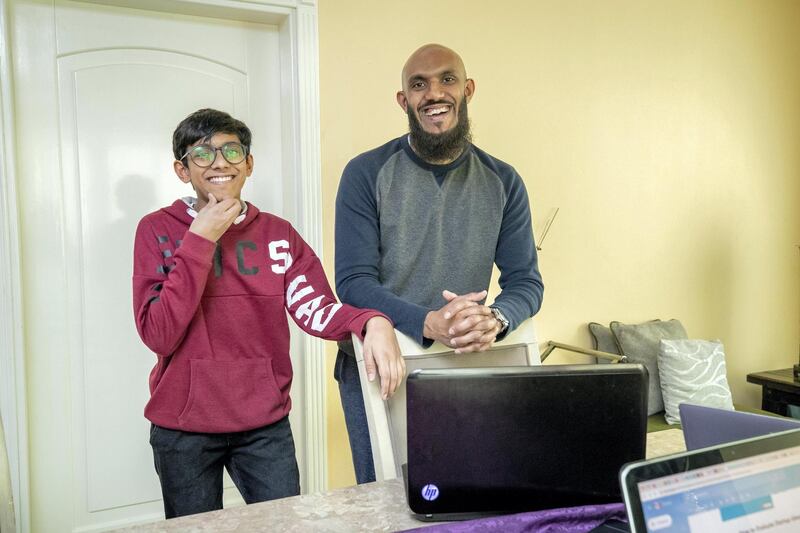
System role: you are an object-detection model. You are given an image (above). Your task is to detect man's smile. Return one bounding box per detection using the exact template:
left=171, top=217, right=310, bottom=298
left=423, top=105, right=451, bottom=116
left=420, top=103, right=453, bottom=125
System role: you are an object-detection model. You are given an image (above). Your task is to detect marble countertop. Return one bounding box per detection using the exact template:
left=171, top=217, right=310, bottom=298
left=116, top=478, right=419, bottom=533
left=117, top=429, right=687, bottom=532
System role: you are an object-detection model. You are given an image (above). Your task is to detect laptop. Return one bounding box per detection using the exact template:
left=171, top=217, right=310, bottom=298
left=679, top=403, right=800, bottom=450
left=404, top=364, right=649, bottom=520
left=620, top=427, right=800, bottom=533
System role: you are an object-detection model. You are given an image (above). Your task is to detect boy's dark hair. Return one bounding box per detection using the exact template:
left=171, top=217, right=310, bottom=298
left=172, top=108, right=252, bottom=160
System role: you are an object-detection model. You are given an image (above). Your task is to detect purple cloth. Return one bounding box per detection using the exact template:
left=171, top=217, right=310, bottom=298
left=401, top=503, right=627, bottom=533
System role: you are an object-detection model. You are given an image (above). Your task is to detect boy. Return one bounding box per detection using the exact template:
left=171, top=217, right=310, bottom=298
left=132, top=108, right=404, bottom=518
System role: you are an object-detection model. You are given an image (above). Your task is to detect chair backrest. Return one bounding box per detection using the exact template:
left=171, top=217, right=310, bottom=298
left=352, top=320, right=540, bottom=481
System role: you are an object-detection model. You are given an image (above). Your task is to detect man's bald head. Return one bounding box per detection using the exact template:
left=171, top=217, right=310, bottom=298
left=401, top=44, right=467, bottom=92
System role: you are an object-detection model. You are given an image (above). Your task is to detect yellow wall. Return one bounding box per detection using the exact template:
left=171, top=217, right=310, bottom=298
left=319, top=0, right=800, bottom=488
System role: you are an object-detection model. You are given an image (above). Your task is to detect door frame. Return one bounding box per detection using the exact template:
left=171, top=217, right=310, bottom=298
left=0, top=1, right=325, bottom=530
left=0, top=2, right=29, bottom=531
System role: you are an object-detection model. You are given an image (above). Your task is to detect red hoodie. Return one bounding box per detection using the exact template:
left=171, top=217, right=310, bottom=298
left=133, top=199, right=385, bottom=433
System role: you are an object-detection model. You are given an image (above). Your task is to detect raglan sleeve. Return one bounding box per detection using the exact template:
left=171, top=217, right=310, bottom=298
left=334, top=157, right=431, bottom=345
left=132, top=217, right=217, bottom=355
left=491, top=169, right=544, bottom=338
left=282, top=224, right=390, bottom=342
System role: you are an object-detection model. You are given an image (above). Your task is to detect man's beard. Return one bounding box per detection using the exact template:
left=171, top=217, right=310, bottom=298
left=407, top=97, right=472, bottom=163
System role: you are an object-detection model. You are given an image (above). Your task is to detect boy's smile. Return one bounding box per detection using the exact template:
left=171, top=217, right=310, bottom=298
left=174, top=132, right=253, bottom=210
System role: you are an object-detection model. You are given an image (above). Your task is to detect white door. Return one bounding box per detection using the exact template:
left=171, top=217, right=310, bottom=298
left=7, top=0, right=322, bottom=530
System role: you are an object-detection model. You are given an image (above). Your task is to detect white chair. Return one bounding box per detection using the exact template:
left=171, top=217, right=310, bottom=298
left=352, top=320, right=539, bottom=481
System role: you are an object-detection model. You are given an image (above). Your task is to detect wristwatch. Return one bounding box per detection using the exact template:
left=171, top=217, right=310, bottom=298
left=490, top=306, right=509, bottom=333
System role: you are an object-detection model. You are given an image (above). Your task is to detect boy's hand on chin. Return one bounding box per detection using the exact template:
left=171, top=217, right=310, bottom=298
left=189, top=193, right=242, bottom=242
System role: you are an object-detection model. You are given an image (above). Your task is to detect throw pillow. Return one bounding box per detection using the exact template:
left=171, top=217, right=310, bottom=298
left=587, top=322, right=620, bottom=364
left=658, top=339, right=734, bottom=425
left=610, top=319, right=688, bottom=415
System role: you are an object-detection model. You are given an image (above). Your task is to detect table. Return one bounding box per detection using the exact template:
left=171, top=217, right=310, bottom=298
left=116, top=429, right=687, bottom=532
left=747, top=368, right=800, bottom=417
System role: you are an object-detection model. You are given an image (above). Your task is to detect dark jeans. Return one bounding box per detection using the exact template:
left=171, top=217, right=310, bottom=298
left=334, top=349, right=376, bottom=484
left=150, top=416, right=300, bottom=518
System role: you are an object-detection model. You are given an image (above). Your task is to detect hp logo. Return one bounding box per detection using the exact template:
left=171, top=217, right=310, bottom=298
left=421, top=484, right=440, bottom=501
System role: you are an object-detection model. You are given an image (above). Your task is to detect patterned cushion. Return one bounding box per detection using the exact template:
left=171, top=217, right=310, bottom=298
left=610, top=319, right=688, bottom=415
left=658, top=339, right=734, bottom=425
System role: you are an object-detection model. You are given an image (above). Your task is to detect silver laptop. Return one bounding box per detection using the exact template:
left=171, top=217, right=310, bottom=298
left=404, top=364, right=649, bottom=520
left=679, top=403, right=800, bottom=450
left=620, top=428, right=800, bottom=532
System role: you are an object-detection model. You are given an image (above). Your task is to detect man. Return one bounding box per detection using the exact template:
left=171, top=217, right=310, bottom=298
left=334, top=44, right=544, bottom=483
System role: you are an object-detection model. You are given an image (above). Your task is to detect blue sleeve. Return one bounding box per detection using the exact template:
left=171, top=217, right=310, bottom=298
left=334, top=155, right=431, bottom=345
left=491, top=168, right=544, bottom=338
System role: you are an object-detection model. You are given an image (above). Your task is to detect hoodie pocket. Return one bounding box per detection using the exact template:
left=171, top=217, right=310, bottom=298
left=178, top=358, right=283, bottom=432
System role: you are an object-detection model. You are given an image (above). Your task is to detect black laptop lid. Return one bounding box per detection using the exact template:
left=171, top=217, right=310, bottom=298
left=406, top=364, right=649, bottom=518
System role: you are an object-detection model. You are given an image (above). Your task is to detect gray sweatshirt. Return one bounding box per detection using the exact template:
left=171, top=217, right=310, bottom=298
left=335, top=135, right=543, bottom=349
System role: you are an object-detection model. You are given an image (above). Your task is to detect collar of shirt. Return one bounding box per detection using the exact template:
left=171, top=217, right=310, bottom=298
left=181, top=196, right=247, bottom=225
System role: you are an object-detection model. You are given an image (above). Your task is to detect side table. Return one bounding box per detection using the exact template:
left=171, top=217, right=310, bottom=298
left=747, top=368, right=800, bottom=417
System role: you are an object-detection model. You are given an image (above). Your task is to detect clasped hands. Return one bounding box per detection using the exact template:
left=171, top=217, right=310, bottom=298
left=362, top=288, right=500, bottom=400
left=423, top=289, right=501, bottom=354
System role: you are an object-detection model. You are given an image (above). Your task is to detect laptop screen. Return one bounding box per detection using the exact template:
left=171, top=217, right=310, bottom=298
left=622, top=429, right=800, bottom=533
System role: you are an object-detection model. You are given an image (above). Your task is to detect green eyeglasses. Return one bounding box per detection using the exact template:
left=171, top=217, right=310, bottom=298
left=180, top=142, right=248, bottom=167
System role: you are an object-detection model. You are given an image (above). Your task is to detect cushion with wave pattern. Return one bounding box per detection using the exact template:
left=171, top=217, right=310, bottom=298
left=658, top=339, right=734, bottom=425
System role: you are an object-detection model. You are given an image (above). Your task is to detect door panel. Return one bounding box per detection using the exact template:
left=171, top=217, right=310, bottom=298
left=59, top=50, right=250, bottom=512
